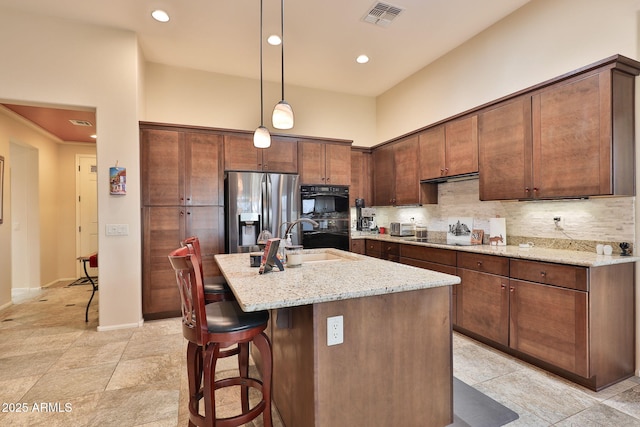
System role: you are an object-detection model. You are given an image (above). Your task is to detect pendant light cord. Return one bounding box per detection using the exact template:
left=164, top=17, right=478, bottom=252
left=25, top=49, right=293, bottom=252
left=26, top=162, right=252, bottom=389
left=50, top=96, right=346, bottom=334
left=280, top=0, right=285, bottom=101
left=260, top=0, right=265, bottom=127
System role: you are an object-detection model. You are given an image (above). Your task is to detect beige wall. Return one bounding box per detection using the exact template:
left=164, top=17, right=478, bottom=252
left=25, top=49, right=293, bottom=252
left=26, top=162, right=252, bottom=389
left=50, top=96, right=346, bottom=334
left=144, top=63, right=378, bottom=146
left=376, top=0, right=639, bottom=143
left=0, top=8, right=142, bottom=329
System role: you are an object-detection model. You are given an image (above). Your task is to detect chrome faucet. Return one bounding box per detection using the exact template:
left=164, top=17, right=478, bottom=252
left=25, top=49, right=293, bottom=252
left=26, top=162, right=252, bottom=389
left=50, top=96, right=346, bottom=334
left=282, top=218, right=319, bottom=238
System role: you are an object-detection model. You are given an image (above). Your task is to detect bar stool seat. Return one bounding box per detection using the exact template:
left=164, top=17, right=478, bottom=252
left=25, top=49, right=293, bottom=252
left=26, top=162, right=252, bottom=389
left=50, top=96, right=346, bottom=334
left=204, top=301, right=269, bottom=334
left=169, top=246, right=272, bottom=427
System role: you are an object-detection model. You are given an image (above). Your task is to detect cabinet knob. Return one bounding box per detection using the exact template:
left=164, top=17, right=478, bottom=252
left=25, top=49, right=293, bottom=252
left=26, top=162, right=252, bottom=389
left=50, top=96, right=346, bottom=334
left=444, top=167, right=449, bottom=174
left=477, top=261, right=482, bottom=267
left=533, top=187, right=539, bottom=193
left=501, top=284, right=506, bottom=290
left=510, top=286, right=515, bottom=292
left=440, top=168, right=445, bottom=175
left=525, top=187, right=530, bottom=193
left=186, top=211, right=191, bottom=215
left=540, top=271, right=546, bottom=277
left=180, top=210, right=185, bottom=216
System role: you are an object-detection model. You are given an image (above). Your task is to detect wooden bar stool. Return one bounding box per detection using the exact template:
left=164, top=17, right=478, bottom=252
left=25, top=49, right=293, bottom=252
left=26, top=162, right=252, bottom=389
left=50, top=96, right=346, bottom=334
left=182, top=236, right=235, bottom=303
left=168, top=246, right=272, bottom=427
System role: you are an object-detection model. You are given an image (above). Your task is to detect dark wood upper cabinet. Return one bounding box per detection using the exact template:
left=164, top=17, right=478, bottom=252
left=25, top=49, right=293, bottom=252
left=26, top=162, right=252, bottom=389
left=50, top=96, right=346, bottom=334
left=478, top=96, right=532, bottom=201
left=419, top=115, right=478, bottom=181
left=373, top=135, right=436, bottom=206
left=479, top=56, right=640, bottom=201
left=224, top=133, right=297, bottom=173
left=298, top=140, right=351, bottom=185
left=350, top=149, right=372, bottom=206
left=141, top=127, right=223, bottom=206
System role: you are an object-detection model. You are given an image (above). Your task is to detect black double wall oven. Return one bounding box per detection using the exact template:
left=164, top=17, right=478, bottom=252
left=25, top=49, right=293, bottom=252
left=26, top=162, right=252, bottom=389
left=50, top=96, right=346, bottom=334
left=299, top=185, right=350, bottom=251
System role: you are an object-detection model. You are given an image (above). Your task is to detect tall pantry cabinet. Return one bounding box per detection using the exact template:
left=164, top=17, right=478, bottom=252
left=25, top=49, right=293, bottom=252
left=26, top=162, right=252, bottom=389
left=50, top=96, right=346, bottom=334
left=140, top=123, right=225, bottom=319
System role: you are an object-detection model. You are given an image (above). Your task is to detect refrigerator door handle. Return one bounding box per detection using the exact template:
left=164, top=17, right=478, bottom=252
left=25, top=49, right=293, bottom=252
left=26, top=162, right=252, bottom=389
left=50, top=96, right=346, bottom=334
left=263, top=174, right=271, bottom=233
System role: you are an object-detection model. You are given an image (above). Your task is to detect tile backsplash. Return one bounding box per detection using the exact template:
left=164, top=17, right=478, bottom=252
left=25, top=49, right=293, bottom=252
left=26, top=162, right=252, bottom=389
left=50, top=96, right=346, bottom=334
left=353, top=179, right=635, bottom=253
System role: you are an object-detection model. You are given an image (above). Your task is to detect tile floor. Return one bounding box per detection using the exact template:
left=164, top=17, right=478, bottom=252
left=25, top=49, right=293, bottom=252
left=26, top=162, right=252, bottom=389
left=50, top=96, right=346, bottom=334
left=0, top=281, right=639, bottom=426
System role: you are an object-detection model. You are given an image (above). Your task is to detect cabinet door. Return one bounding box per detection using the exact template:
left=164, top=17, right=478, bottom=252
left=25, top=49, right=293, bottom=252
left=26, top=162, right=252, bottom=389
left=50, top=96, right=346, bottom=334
left=394, top=136, right=420, bottom=205
left=325, top=143, right=351, bottom=185
left=224, top=134, right=261, bottom=171
left=262, top=137, right=298, bottom=173
left=373, top=144, right=395, bottom=205
left=532, top=73, right=606, bottom=198
left=298, top=141, right=326, bottom=184
left=351, top=239, right=365, bottom=254
left=419, top=126, right=446, bottom=180
left=479, top=97, right=533, bottom=200
left=141, top=129, right=183, bottom=206
left=142, top=206, right=185, bottom=317
left=186, top=206, right=224, bottom=278
left=185, top=132, right=223, bottom=206
left=350, top=150, right=372, bottom=206
left=509, top=279, right=588, bottom=377
left=457, top=269, right=509, bottom=346
left=445, top=115, right=478, bottom=177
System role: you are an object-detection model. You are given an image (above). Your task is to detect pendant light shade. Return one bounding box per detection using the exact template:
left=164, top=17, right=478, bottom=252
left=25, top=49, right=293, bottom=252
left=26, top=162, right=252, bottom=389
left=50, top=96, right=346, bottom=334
left=272, top=0, right=294, bottom=130
left=272, top=100, right=294, bottom=130
left=254, top=0, right=271, bottom=148
left=253, top=125, right=271, bottom=148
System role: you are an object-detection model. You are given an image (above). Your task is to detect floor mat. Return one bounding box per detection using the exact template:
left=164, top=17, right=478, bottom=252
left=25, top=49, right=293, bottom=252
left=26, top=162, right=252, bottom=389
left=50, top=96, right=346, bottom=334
left=68, top=276, right=98, bottom=287
left=449, top=377, right=519, bottom=427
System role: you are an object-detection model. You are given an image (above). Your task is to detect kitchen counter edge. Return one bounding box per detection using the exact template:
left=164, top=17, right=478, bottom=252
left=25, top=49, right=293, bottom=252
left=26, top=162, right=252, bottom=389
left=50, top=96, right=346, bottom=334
left=352, top=233, right=639, bottom=267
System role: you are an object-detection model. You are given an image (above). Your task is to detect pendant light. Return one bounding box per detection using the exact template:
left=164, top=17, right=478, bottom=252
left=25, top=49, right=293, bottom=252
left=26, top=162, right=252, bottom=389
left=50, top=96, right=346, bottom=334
left=254, top=0, right=271, bottom=148
left=272, top=0, right=294, bottom=129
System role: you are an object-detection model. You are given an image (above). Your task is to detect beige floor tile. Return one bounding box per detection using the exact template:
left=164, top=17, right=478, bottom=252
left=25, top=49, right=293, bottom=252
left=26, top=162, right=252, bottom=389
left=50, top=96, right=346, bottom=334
left=603, top=384, right=640, bottom=420
left=50, top=340, right=127, bottom=370
left=89, top=384, right=179, bottom=427
left=0, top=375, right=41, bottom=402
left=555, top=403, right=640, bottom=426
left=0, top=350, right=63, bottom=381
left=22, top=362, right=117, bottom=402
left=106, top=353, right=182, bottom=390
left=121, top=332, right=184, bottom=361
left=475, top=369, right=598, bottom=424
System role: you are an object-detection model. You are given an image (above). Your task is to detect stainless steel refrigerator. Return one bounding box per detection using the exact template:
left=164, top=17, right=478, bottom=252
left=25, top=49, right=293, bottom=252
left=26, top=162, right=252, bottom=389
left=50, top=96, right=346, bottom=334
left=225, top=172, right=300, bottom=253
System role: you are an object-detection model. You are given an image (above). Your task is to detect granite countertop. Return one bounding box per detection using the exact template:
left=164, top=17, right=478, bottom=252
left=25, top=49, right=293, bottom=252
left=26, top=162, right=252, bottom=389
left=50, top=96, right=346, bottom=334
left=214, top=248, right=461, bottom=312
left=352, top=233, right=640, bottom=267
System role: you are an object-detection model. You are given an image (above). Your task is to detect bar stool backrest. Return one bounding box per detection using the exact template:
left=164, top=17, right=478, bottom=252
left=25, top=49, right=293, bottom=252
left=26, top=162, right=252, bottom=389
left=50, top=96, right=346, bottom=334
left=182, top=236, right=205, bottom=282
left=168, top=246, right=207, bottom=346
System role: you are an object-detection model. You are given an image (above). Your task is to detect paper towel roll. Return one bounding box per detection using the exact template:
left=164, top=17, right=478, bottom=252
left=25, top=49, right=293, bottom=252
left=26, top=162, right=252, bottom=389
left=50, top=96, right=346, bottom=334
left=489, top=218, right=506, bottom=246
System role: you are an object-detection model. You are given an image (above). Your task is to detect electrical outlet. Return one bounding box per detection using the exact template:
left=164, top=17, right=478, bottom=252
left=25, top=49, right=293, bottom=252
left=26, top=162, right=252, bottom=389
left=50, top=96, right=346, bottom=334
left=327, top=315, right=344, bottom=346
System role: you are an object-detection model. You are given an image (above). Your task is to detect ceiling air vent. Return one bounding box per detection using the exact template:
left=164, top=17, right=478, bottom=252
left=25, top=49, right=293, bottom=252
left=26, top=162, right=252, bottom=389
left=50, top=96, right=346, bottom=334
left=363, top=2, right=404, bottom=27
left=69, top=119, right=93, bottom=127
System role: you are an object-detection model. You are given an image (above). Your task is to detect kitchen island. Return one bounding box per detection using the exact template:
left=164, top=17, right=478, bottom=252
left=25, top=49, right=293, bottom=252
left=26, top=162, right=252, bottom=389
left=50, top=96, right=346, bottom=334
left=215, top=249, right=461, bottom=427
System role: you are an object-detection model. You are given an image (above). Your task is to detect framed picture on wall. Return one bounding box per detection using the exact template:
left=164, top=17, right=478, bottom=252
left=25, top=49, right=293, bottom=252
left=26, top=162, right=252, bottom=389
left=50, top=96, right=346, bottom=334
left=0, top=155, right=4, bottom=225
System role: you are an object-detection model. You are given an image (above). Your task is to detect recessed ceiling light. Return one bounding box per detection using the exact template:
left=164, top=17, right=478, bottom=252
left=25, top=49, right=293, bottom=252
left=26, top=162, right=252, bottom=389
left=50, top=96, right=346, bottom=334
left=267, top=35, right=282, bottom=46
left=151, top=10, right=170, bottom=23
left=356, top=54, right=370, bottom=64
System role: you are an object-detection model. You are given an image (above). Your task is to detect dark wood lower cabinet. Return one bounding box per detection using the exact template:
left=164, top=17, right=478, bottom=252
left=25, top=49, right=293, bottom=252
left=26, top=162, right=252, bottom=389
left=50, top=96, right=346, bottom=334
left=142, top=206, right=224, bottom=318
left=457, top=269, right=509, bottom=347
left=509, top=279, right=588, bottom=377
left=366, top=239, right=635, bottom=391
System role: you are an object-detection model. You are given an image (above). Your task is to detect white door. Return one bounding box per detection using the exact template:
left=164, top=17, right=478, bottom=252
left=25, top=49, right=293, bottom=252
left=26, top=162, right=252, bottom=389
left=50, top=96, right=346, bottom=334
left=76, top=155, right=98, bottom=277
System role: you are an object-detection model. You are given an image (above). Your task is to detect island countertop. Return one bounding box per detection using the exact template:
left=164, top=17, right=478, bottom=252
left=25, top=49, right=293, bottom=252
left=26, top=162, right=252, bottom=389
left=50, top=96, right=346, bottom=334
left=214, top=248, right=461, bottom=312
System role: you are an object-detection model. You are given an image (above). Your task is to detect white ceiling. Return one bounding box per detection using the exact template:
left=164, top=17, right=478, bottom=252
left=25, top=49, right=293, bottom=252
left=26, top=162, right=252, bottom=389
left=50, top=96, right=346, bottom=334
left=0, top=0, right=531, bottom=97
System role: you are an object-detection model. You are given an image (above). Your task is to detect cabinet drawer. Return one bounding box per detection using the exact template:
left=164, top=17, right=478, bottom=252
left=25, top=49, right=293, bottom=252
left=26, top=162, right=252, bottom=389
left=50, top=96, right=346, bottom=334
left=400, top=245, right=457, bottom=266
left=457, top=252, right=509, bottom=276
left=365, top=239, right=382, bottom=254
left=400, top=258, right=457, bottom=276
left=510, top=259, right=587, bottom=291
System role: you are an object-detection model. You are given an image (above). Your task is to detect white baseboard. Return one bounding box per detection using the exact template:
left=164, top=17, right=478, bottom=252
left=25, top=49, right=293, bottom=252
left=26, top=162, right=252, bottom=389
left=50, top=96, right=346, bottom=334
left=97, top=318, right=144, bottom=332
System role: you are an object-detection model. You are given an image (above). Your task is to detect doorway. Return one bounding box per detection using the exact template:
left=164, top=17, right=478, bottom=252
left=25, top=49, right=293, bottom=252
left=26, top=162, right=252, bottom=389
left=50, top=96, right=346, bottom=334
left=76, top=155, right=98, bottom=278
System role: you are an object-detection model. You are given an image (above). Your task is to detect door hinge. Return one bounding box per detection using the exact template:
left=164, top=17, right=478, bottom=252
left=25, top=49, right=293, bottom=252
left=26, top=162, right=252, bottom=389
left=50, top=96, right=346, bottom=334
left=79, top=226, right=82, bottom=232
